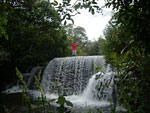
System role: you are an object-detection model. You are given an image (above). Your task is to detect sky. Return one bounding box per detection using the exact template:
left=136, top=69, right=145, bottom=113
left=72, top=2, right=112, bottom=41
left=51, top=0, right=112, bottom=41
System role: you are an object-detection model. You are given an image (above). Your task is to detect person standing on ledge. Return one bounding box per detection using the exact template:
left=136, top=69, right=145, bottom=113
left=71, top=42, right=79, bottom=56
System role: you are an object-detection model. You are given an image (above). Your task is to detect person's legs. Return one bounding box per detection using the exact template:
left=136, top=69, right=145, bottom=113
left=74, top=50, right=76, bottom=56
left=72, top=50, right=74, bottom=56
left=72, top=50, right=76, bottom=56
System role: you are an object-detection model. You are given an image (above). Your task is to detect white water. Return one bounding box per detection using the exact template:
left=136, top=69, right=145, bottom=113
left=40, top=56, right=114, bottom=105
left=66, top=72, right=112, bottom=107
left=39, top=71, right=112, bottom=107
left=3, top=56, right=119, bottom=112
left=3, top=85, right=22, bottom=94
left=41, top=56, right=106, bottom=95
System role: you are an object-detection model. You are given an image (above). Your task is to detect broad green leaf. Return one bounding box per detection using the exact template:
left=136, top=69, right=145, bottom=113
left=74, top=3, right=81, bottom=10
left=92, top=1, right=97, bottom=4
left=91, top=8, right=95, bottom=15
left=66, top=100, right=73, bottom=107
left=50, top=82, right=57, bottom=87
left=57, top=95, right=66, bottom=105
left=49, top=99, right=56, bottom=102
left=71, top=18, right=74, bottom=24
left=64, top=20, right=67, bottom=25
left=57, top=105, right=66, bottom=113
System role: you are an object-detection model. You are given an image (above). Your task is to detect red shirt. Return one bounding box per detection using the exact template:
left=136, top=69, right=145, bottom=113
left=71, top=44, right=78, bottom=50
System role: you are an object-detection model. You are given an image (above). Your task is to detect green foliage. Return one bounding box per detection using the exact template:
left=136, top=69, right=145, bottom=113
left=49, top=0, right=102, bottom=25
left=4, top=0, right=69, bottom=69
left=50, top=81, right=73, bottom=112
left=94, top=65, right=102, bottom=72
left=2, top=105, right=10, bottom=113
left=16, top=69, right=73, bottom=113
left=95, top=107, right=103, bottom=113
left=65, top=24, right=89, bottom=55
left=0, top=1, right=9, bottom=39
left=16, top=68, right=27, bottom=91
left=1, top=0, right=150, bottom=113
left=87, top=108, right=93, bottom=113
left=88, top=37, right=106, bottom=55
left=103, top=1, right=150, bottom=113
left=64, top=24, right=106, bottom=56
left=0, top=0, right=71, bottom=90
left=16, top=68, right=33, bottom=112
left=35, top=70, right=42, bottom=91
left=56, top=95, right=73, bottom=113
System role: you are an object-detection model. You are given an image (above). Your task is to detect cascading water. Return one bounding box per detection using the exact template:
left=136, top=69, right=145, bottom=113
left=3, top=56, right=124, bottom=113
left=41, top=56, right=106, bottom=95
left=39, top=56, right=118, bottom=113
left=40, top=56, right=116, bottom=104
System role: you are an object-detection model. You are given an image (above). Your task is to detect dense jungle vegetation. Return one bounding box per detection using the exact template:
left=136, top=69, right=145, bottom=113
left=0, top=0, right=102, bottom=91
left=0, top=0, right=70, bottom=90
left=0, top=0, right=150, bottom=113
left=103, top=1, right=150, bottom=112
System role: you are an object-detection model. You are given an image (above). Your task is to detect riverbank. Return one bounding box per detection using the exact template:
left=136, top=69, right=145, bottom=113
left=0, top=92, right=58, bottom=113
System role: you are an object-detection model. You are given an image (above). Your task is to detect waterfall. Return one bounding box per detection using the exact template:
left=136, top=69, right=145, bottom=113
left=40, top=56, right=117, bottom=111
left=2, top=56, right=126, bottom=112
left=40, top=56, right=106, bottom=95
left=27, top=66, right=43, bottom=89
left=3, top=56, right=115, bottom=103
left=65, top=65, right=115, bottom=107
left=2, top=56, right=123, bottom=112
left=82, top=67, right=114, bottom=102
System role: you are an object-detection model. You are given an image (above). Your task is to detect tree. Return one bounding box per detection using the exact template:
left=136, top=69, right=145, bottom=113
left=0, top=0, right=70, bottom=90
left=102, top=1, right=150, bottom=112
left=1, top=0, right=150, bottom=112
left=65, top=24, right=89, bottom=55
left=0, top=0, right=9, bottom=39
left=55, top=0, right=150, bottom=112
left=88, top=37, right=106, bottom=55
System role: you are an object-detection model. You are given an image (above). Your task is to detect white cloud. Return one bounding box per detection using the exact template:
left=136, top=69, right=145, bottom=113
left=72, top=1, right=112, bottom=41
left=51, top=0, right=112, bottom=41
